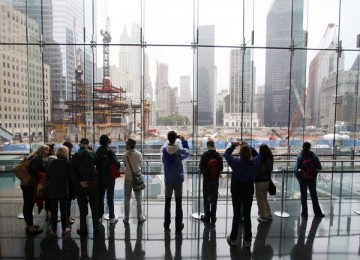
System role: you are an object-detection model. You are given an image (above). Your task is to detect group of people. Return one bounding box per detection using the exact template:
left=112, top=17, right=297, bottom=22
left=199, top=140, right=324, bottom=249
left=20, top=135, right=145, bottom=237
left=20, top=130, right=324, bottom=247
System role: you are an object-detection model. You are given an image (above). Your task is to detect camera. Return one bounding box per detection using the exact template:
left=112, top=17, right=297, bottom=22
left=176, top=135, right=181, bottom=139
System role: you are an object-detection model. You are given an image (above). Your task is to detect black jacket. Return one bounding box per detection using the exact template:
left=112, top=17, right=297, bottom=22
left=96, top=145, right=120, bottom=183
left=70, top=148, right=99, bottom=184
left=46, top=159, right=70, bottom=199
left=199, top=150, right=223, bottom=180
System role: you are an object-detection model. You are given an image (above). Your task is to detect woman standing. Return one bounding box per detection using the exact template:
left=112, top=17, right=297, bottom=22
left=224, top=142, right=260, bottom=248
left=46, top=145, right=71, bottom=236
left=255, top=144, right=274, bottom=222
left=96, top=135, right=120, bottom=224
left=122, top=138, right=146, bottom=224
left=63, top=140, right=76, bottom=224
left=21, top=144, right=49, bottom=234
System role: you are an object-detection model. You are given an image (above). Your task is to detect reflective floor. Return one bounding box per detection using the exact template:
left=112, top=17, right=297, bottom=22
left=0, top=195, right=360, bottom=260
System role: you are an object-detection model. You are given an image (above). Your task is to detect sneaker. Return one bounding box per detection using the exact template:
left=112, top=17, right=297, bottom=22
left=257, top=217, right=268, bottom=223
left=200, top=215, right=210, bottom=223
left=67, top=217, right=75, bottom=225
left=227, top=236, right=237, bottom=247
left=109, top=218, right=118, bottom=224
left=138, top=216, right=146, bottom=223
left=244, top=241, right=251, bottom=248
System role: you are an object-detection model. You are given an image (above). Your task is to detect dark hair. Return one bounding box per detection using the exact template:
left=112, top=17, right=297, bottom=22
left=239, top=144, right=251, bottom=161
left=259, top=144, right=273, bottom=162
left=207, top=140, right=215, bottom=148
left=168, top=131, right=177, bottom=144
left=47, top=143, right=56, bottom=155
left=302, top=142, right=311, bottom=152
left=99, top=134, right=110, bottom=146
left=63, top=140, right=73, bottom=149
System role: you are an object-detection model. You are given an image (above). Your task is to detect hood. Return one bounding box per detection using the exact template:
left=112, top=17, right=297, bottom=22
left=166, top=144, right=179, bottom=155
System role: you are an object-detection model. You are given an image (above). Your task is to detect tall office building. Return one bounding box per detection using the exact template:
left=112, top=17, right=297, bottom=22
left=264, top=0, right=306, bottom=127
left=11, top=0, right=96, bottom=122
left=197, top=25, right=215, bottom=126
left=178, top=75, right=193, bottom=125
left=0, top=2, right=50, bottom=137
left=155, top=62, right=171, bottom=121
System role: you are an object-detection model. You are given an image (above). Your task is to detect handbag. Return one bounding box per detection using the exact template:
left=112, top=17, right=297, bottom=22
left=109, top=164, right=121, bottom=180
left=126, top=155, right=145, bottom=191
left=268, top=179, right=276, bottom=196
left=36, top=182, right=48, bottom=198
left=11, top=155, right=37, bottom=185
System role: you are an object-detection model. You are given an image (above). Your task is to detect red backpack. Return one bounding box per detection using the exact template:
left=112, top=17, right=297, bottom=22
left=300, top=155, right=318, bottom=180
left=208, top=158, right=219, bottom=182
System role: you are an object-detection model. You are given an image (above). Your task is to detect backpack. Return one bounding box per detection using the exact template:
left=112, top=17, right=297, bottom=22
left=208, top=158, right=219, bottom=182
left=300, top=155, right=318, bottom=180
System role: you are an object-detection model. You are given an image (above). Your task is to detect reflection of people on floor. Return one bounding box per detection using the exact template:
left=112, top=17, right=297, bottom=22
left=107, top=224, right=116, bottom=260
left=80, top=236, right=90, bottom=260
left=40, top=235, right=61, bottom=258
left=61, top=236, right=80, bottom=259
left=92, top=224, right=107, bottom=259
left=125, top=223, right=145, bottom=260
left=291, top=217, right=322, bottom=259
left=252, top=222, right=273, bottom=260
left=201, top=224, right=217, bottom=260
left=164, top=230, right=183, bottom=260
left=24, top=235, right=35, bottom=259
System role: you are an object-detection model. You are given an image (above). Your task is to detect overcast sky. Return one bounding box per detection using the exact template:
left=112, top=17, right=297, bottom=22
left=96, top=0, right=360, bottom=94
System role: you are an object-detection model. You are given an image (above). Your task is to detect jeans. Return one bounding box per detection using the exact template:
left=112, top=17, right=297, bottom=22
left=98, top=180, right=115, bottom=219
left=21, top=185, right=35, bottom=226
left=230, top=180, right=254, bottom=242
left=164, top=184, right=183, bottom=230
left=202, top=178, right=219, bottom=220
left=76, top=180, right=99, bottom=232
left=124, top=180, right=143, bottom=220
left=298, top=178, right=323, bottom=216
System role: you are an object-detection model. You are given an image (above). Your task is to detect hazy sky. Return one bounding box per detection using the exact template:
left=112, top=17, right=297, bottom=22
left=96, top=0, right=360, bottom=93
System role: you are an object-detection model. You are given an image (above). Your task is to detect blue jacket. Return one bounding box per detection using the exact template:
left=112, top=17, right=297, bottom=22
left=161, top=140, right=190, bottom=188
left=294, top=151, right=322, bottom=178
left=224, top=144, right=260, bottom=182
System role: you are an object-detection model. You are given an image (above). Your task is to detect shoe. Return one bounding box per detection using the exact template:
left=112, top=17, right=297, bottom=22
left=257, top=217, right=268, bottom=223
left=123, top=218, right=129, bottom=225
left=244, top=241, right=251, bottom=248
left=49, top=230, right=57, bottom=237
left=67, top=217, right=75, bottom=225
left=98, top=217, right=103, bottom=223
left=175, top=223, right=184, bottom=232
left=227, top=236, right=237, bottom=247
left=315, top=213, right=325, bottom=218
left=164, top=223, right=170, bottom=231
left=266, top=217, right=273, bottom=221
left=26, top=227, right=43, bottom=235
left=211, top=217, right=217, bottom=225
left=77, top=229, right=88, bottom=237
left=62, top=228, right=71, bottom=237
left=109, top=218, right=118, bottom=224
left=200, top=215, right=210, bottom=223
left=138, top=216, right=146, bottom=223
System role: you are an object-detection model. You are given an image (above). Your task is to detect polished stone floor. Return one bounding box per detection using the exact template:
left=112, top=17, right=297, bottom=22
left=0, top=196, right=359, bottom=259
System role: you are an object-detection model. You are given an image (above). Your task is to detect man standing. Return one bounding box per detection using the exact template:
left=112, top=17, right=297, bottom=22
left=294, top=142, right=324, bottom=218
left=199, top=140, right=223, bottom=224
left=71, top=138, right=100, bottom=236
left=161, top=131, right=190, bottom=232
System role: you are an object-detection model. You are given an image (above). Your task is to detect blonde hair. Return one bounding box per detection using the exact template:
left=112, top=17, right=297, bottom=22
left=56, top=145, right=69, bottom=160
left=31, top=144, right=49, bottom=159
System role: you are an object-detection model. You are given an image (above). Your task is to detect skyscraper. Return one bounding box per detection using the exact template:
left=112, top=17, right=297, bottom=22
left=178, top=75, right=193, bottom=125
left=197, top=25, right=215, bottom=126
left=11, top=0, right=96, bottom=122
left=264, top=0, right=306, bottom=127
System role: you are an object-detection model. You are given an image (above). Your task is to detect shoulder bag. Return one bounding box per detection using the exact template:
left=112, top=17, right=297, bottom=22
left=126, top=155, right=145, bottom=191
left=12, top=155, right=37, bottom=185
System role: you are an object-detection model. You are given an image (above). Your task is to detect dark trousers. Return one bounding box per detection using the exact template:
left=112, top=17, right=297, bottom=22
left=230, top=180, right=254, bottom=242
left=21, top=185, right=35, bottom=226
left=50, top=198, right=67, bottom=232
left=98, top=180, right=115, bottom=219
left=76, top=180, right=99, bottom=232
left=298, top=178, right=323, bottom=216
left=164, top=185, right=183, bottom=230
left=202, top=178, right=219, bottom=220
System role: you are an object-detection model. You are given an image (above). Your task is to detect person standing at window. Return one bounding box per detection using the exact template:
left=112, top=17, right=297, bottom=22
left=96, top=134, right=120, bottom=224
left=255, top=144, right=274, bottom=222
left=224, top=142, right=260, bottom=248
left=161, top=131, right=190, bottom=232
left=122, top=138, right=146, bottom=224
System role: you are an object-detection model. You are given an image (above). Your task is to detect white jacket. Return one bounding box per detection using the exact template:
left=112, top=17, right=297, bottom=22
left=122, top=149, right=143, bottom=181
